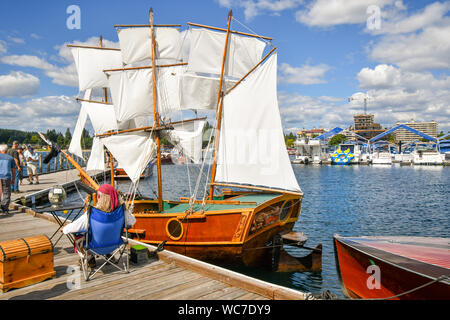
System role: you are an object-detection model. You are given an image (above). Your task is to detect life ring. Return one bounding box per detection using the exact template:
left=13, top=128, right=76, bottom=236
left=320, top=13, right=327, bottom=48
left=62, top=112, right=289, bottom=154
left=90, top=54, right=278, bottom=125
left=331, top=148, right=354, bottom=165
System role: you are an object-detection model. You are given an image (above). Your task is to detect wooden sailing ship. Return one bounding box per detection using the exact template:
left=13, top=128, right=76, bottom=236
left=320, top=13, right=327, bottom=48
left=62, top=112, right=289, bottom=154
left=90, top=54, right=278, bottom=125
left=48, top=9, right=321, bottom=271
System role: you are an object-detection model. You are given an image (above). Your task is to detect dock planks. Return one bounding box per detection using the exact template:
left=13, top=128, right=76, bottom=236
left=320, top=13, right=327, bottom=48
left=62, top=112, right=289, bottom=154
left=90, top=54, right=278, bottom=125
left=0, top=209, right=308, bottom=300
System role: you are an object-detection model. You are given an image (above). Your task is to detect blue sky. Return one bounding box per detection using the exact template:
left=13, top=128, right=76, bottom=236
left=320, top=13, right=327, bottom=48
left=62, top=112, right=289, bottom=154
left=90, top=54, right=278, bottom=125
left=0, top=0, right=449, bottom=134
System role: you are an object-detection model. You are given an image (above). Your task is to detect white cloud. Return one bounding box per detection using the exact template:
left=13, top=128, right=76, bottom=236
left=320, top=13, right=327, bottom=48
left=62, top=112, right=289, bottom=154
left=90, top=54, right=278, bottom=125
left=0, top=37, right=119, bottom=89
left=0, top=40, right=6, bottom=54
left=295, top=0, right=399, bottom=27
left=353, top=64, right=450, bottom=130
left=369, top=22, right=450, bottom=71
left=0, top=95, right=81, bottom=132
left=279, top=62, right=331, bottom=84
left=30, top=33, right=42, bottom=40
left=0, top=71, right=40, bottom=97
left=0, top=54, right=54, bottom=70
left=7, top=36, right=25, bottom=44
left=217, top=0, right=304, bottom=21
left=278, top=91, right=351, bottom=130
left=368, top=1, right=450, bottom=35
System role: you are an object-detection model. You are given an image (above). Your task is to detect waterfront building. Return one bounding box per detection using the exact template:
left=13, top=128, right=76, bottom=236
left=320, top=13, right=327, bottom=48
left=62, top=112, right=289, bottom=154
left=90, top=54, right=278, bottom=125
left=394, top=120, right=438, bottom=143
left=352, top=114, right=385, bottom=140
left=297, top=128, right=327, bottom=138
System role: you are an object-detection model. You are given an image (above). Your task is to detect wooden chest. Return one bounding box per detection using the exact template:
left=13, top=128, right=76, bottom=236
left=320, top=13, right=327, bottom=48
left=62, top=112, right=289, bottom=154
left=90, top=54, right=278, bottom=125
left=0, top=235, right=56, bottom=293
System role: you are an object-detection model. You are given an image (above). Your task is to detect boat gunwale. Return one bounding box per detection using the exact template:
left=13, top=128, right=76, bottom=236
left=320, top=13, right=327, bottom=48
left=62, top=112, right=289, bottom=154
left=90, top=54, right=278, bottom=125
left=333, top=235, right=450, bottom=283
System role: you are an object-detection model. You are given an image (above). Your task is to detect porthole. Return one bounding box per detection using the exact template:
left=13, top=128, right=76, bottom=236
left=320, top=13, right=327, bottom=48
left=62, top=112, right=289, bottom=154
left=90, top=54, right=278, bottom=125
left=280, top=201, right=293, bottom=221
left=166, top=218, right=184, bottom=241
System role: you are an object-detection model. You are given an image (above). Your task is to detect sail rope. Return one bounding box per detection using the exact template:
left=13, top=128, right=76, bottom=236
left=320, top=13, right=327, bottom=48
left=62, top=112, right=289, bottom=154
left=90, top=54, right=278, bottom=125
left=231, top=17, right=273, bottom=47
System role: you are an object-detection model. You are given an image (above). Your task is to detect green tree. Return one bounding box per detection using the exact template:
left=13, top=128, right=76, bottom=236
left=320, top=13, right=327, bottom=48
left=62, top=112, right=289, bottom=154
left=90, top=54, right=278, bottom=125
left=80, top=129, right=93, bottom=149
left=329, top=134, right=347, bottom=146
left=285, top=138, right=295, bottom=147
left=56, top=133, right=65, bottom=146
left=30, top=135, right=40, bottom=145
left=64, top=128, right=72, bottom=147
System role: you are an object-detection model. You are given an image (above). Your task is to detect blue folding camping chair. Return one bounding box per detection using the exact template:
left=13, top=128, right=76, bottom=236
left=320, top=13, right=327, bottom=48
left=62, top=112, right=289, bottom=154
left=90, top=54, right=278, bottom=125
left=75, top=204, right=130, bottom=281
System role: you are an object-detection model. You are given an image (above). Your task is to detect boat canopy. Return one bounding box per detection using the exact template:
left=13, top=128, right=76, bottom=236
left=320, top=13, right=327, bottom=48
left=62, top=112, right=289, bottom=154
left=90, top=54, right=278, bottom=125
left=314, top=127, right=343, bottom=140
left=438, top=132, right=450, bottom=141
left=369, top=124, right=437, bottom=143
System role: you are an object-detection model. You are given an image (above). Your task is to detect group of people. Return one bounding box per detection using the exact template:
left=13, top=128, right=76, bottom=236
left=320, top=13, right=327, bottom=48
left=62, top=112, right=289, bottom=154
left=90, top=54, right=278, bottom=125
left=0, top=141, right=40, bottom=215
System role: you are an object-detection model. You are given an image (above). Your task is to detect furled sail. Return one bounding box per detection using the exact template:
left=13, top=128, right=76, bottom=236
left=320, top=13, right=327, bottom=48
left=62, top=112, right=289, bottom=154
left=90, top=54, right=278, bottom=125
left=187, top=28, right=266, bottom=79
left=117, top=27, right=181, bottom=65
left=72, top=48, right=123, bottom=91
left=101, top=132, right=155, bottom=183
left=106, top=68, right=154, bottom=123
left=164, top=120, right=205, bottom=164
left=215, top=54, right=301, bottom=193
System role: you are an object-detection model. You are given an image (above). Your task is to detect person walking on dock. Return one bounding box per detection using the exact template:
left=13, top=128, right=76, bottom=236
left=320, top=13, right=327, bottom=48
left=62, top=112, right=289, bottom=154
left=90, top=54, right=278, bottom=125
left=7, top=141, right=21, bottom=193
left=0, top=144, right=17, bottom=215
left=23, top=145, right=39, bottom=185
left=17, top=146, right=25, bottom=185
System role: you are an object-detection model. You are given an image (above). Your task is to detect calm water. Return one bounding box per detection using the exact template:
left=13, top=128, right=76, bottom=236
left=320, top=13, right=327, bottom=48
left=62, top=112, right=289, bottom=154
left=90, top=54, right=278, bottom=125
left=65, top=164, right=450, bottom=298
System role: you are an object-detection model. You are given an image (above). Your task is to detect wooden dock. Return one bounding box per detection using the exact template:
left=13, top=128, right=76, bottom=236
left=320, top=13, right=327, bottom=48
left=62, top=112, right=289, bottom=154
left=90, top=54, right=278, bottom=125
left=1, top=177, right=310, bottom=300
left=11, top=168, right=108, bottom=206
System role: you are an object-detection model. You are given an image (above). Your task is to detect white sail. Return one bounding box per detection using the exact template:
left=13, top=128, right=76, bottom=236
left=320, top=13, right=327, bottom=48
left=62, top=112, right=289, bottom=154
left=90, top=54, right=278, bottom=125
left=84, top=101, right=119, bottom=135
left=106, top=68, right=154, bottom=123
left=68, top=89, right=91, bottom=158
left=165, top=120, right=205, bottom=164
left=157, top=65, right=184, bottom=115
left=102, top=132, right=155, bottom=183
left=187, top=28, right=266, bottom=79
left=215, top=54, right=301, bottom=193
left=117, top=27, right=181, bottom=65
left=86, top=137, right=105, bottom=172
left=180, top=73, right=236, bottom=111
left=72, top=47, right=123, bottom=91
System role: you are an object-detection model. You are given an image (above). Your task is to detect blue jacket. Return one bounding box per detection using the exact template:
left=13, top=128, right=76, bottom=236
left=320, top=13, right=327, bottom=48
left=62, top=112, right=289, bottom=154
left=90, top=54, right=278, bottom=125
left=0, top=153, right=16, bottom=179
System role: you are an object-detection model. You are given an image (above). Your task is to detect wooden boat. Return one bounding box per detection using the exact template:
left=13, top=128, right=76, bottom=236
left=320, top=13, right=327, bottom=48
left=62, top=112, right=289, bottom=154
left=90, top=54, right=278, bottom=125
left=333, top=235, right=450, bottom=300
left=114, top=162, right=154, bottom=180
left=41, top=9, right=322, bottom=272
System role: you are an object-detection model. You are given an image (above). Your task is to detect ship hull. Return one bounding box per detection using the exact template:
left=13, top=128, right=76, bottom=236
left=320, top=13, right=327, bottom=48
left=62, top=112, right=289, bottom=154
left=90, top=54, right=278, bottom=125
left=131, top=192, right=302, bottom=267
left=333, top=235, right=450, bottom=300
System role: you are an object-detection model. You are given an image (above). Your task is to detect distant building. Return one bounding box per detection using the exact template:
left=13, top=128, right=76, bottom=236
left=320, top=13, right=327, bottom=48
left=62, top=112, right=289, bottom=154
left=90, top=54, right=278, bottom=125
left=297, top=128, right=327, bottom=138
left=354, top=114, right=374, bottom=130
left=352, top=114, right=385, bottom=140
left=394, top=120, right=438, bottom=142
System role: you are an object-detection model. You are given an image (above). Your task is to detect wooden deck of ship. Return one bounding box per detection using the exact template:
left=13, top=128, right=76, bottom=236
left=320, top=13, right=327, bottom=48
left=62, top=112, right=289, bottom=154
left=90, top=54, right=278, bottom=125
left=0, top=171, right=310, bottom=301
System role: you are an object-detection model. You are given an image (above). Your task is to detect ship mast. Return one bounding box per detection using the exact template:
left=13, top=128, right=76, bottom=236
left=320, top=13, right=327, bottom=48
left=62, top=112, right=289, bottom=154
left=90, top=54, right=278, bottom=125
left=100, top=35, right=116, bottom=189
left=150, top=8, right=164, bottom=212
left=208, top=10, right=233, bottom=200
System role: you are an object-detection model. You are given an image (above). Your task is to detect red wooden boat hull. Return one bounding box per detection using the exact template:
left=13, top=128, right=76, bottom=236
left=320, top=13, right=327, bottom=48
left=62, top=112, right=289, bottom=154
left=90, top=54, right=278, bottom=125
left=333, top=235, right=450, bottom=300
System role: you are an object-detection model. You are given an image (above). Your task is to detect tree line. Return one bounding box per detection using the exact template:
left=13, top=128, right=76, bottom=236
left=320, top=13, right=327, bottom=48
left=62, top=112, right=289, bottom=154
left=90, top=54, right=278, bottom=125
left=0, top=128, right=93, bottom=149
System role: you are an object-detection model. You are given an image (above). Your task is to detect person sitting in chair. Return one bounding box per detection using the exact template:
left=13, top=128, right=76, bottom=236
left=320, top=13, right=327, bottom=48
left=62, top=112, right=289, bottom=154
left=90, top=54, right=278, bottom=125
left=62, top=184, right=136, bottom=267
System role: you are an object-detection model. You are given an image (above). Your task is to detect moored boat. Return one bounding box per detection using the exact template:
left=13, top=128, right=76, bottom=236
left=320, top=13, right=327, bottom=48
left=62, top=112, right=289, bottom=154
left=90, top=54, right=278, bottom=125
left=114, top=161, right=154, bottom=180
left=333, top=235, right=450, bottom=300
left=39, top=9, right=321, bottom=272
